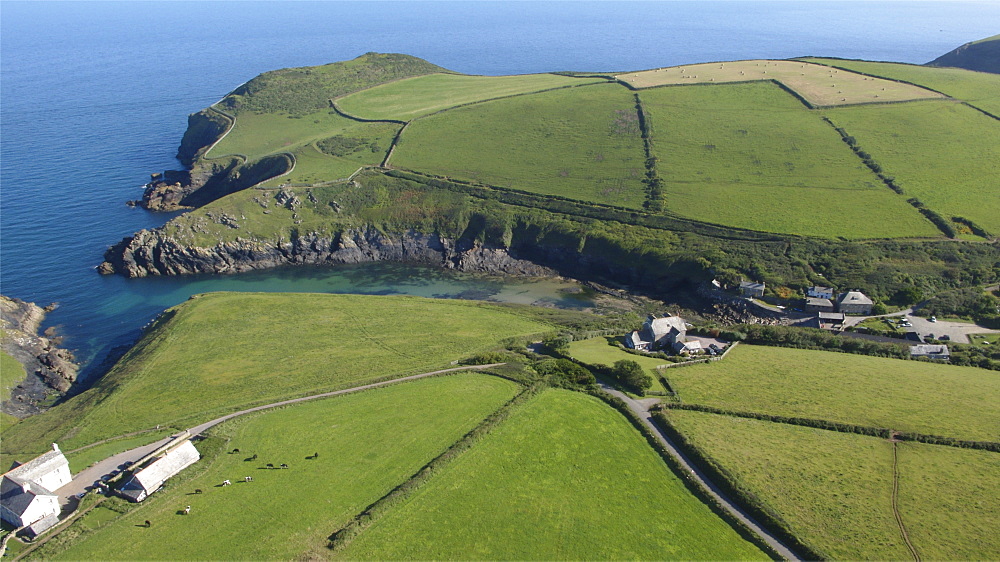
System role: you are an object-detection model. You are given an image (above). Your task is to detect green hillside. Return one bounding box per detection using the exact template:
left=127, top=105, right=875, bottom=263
left=0, top=293, right=550, bottom=456
left=927, top=34, right=1000, bottom=75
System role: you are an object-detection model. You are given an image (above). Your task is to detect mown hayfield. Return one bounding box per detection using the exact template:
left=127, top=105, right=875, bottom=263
left=391, top=83, right=648, bottom=209
left=567, top=336, right=672, bottom=394
left=896, top=442, right=1000, bottom=560
left=803, top=58, right=1000, bottom=116
left=620, top=60, right=943, bottom=107
left=44, top=373, right=520, bottom=561
left=640, top=82, right=938, bottom=238
left=663, top=409, right=904, bottom=560
left=0, top=293, right=549, bottom=454
left=824, top=100, right=1000, bottom=234
left=337, top=73, right=604, bottom=121
left=666, top=344, right=1000, bottom=441
left=337, top=389, right=768, bottom=560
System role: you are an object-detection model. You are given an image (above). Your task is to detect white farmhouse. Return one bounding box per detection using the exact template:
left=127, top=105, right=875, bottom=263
left=624, top=314, right=687, bottom=351
left=0, top=443, right=72, bottom=537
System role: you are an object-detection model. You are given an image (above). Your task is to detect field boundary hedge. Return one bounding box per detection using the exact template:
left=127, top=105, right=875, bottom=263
left=658, top=403, right=1000, bottom=452
left=383, top=168, right=786, bottom=242
left=326, top=380, right=545, bottom=551
left=646, top=408, right=825, bottom=560
left=589, top=390, right=800, bottom=561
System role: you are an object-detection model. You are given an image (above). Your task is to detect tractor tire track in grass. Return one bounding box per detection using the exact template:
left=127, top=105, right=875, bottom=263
left=891, top=436, right=921, bottom=562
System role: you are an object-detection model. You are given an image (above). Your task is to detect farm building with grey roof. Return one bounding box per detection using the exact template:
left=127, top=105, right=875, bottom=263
left=119, top=439, right=200, bottom=503
left=0, top=443, right=71, bottom=536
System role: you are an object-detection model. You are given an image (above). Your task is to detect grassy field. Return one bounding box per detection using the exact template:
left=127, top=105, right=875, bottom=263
left=896, top=441, right=1000, bottom=560
left=639, top=81, right=939, bottom=238
left=824, top=100, right=1000, bottom=234
left=1, top=350, right=24, bottom=403
left=337, top=73, right=604, bottom=121
left=619, top=59, right=943, bottom=107
left=666, top=344, right=1000, bottom=441
left=664, top=409, right=904, bottom=560
left=64, top=429, right=177, bottom=474
left=391, top=83, right=649, bottom=209
left=0, top=293, right=549, bottom=455
left=803, top=58, right=1000, bottom=116
left=567, top=336, right=672, bottom=393
left=337, top=389, right=768, bottom=560
left=45, top=373, right=520, bottom=560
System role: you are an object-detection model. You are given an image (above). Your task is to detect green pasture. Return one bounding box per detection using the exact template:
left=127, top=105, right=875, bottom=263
left=391, top=83, right=649, bottom=209
left=824, top=101, right=1000, bottom=234
left=896, top=442, right=1000, bottom=560
left=208, top=109, right=399, bottom=172
left=0, top=293, right=549, bottom=455
left=664, top=409, right=904, bottom=560
left=640, top=82, right=937, bottom=238
left=46, top=373, right=520, bottom=560
left=256, top=143, right=372, bottom=188
left=338, top=389, right=767, bottom=560
left=567, top=336, right=673, bottom=393
left=803, top=58, right=1000, bottom=116
left=337, top=72, right=603, bottom=121
left=666, top=344, right=1000, bottom=441
left=1, top=350, right=24, bottom=403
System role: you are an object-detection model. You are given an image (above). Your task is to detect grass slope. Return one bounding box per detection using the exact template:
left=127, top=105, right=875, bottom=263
left=392, top=83, right=648, bottom=209
left=337, top=389, right=767, bottom=560
left=803, top=57, right=1000, bottom=116
left=667, top=344, right=1000, bottom=441
left=0, top=293, right=549, bottom=454
left=664, top=409, right=904, bottom=560
left=896, top=442, right=1000, bottom=560
left=220, top=52, right=448, bottom=116
left=620, top=59, right=943, bottom=107
left=47, top=373, right=520, bottom=560
left=640, top=81, right=937, bottom=238
left=825, top=100, right=1000, bottom=234
left=1, top=350, right=24, bottom=403
left=337, top=73, right=604, bottom=121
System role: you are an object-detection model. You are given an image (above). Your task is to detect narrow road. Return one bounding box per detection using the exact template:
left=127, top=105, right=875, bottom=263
left=601, top=384, right=800, bottom=561
left=58, top=364, right=501, bottom=505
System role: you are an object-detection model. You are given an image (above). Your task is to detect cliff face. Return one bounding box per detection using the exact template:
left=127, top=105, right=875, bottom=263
left=1, top=296, right=79, bottom=418
left=99, top=227, right=555, bottom=278
left=927, top=35, right=1000, bottom=74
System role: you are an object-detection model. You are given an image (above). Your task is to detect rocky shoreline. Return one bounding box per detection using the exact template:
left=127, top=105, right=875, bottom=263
left=99, top=226, right=556, bottom=278
left=1, top=296, right=79, bottom=418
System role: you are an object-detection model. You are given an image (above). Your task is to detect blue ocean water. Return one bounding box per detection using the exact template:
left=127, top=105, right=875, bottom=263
left=2, top=1, right=997, bottom=377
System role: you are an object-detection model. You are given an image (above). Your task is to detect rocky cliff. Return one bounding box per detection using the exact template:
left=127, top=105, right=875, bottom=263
left=1, top=296, right=79, bottom=418
left=99, top=226, right=555, bottom=278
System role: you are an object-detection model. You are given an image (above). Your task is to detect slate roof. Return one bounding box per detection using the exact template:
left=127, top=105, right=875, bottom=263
left=1, top=477, right=49, bottom=517
left=3, top=446, right=65, bottom=486
left=818, top=312, right=846, bottom=321
left=806, top=298, right=834, bottom=308
left=120, top=440, right=200, bottom=501
left=838, top=291, right=873, bottom=306
left=1, top=444, right=67, bottom=517
left=910, top=344, right=950, bottom=358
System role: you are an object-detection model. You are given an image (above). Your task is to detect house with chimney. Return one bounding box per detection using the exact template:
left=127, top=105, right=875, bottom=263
left=1, top=444, right=71, bottom=537
left=624, top=314, right=688, bottom=352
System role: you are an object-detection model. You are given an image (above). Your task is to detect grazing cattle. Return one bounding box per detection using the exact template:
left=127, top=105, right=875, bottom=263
left=231, top=448, right=240, bottom=454
left=184, top=506, right=191, bottom=515
left=195, top=489, right=203, bottom=494
left=251, top=454, right=257, bottom=461
left=280, top=463, right=288, bottom=469
left=266, top=463, right=274, bottom=469
left=145, top=520, right=152, bottom=528
left=222, top=479, right=231, bottom=486
left=244, top=476, right=253, bottom=482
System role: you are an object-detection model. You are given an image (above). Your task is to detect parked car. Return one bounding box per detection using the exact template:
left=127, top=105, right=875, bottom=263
left=940, top=334, right=950, bottom=340
left=929, top=316, right=937, bottom=322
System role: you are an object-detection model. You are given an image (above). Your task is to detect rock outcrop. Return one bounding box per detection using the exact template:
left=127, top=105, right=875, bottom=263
left=99, top=227, right=555, bottom=278
left=1, top=296, right=79, bottom=418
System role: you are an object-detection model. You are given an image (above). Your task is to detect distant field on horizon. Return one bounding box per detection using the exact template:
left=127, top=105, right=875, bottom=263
left=391, top=83, right=648, bottom=209
left=619, top=59, right=944, bottom=107
left=337, top=389, right=768, bottom=560
left=666, top=344, right=1000, bottom=441
left=803, top=58, right=1000, bottom=116
left=640, top=81, right=939, bottom=238
left=337, top=72, right=604, bottom=121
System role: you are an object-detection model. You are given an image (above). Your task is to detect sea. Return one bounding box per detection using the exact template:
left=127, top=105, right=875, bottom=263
left=2, top=1, right=998, bottom=380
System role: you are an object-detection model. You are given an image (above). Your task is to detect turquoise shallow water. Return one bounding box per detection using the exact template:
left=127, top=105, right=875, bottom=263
left=2, top=1, right=997, bottom=375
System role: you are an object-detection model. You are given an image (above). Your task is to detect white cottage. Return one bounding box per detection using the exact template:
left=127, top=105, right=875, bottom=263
left=624, top=314, right=687, bottom=351
left=0, top=443, right=71, bottom=536
left=119, top=440, right=200, bottom=502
